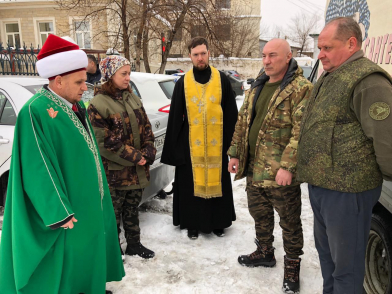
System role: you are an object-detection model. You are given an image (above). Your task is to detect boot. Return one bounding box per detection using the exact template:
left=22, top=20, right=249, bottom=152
left=125, top=242, right=155, bottom=259
left=187, top=229, right=198, bottom=240
left=213, top=229, right=225, bottom=237
left=282, top=255, right=301, bottom=293
left=238, top=239, right=276, bottom=267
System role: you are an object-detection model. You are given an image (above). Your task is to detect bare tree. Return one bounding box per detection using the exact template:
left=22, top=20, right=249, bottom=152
left=55, top=0, right=263, bottom=73
left=287, top=12, right=320, bottom=56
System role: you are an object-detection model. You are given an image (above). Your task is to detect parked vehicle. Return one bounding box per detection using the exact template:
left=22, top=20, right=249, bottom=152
left=220, top=71, right=244, bottom=97
left=164, top=68, right=183, bottom=75
left=0, top=74, right=175, bottom=207
left=300, top=66, right=313, bottom=81
left=222, top=69, right=241, bottom=79
left=324, top=1, right=392, bottom=293
left=171, top=72, right=185, bottom=82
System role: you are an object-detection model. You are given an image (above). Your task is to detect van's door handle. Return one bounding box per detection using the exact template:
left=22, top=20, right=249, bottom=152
left=0, top=136, right=10, bottom=144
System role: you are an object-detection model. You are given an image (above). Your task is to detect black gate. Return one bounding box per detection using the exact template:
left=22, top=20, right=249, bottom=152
left=0, top=43, right=41, bottom=76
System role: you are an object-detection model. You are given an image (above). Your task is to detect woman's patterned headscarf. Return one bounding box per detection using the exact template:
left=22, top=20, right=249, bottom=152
left=99, top=55, right=131, bottom=84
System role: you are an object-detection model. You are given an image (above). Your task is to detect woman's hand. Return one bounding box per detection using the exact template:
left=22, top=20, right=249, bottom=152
left=138, top=156, right=147, bottom=165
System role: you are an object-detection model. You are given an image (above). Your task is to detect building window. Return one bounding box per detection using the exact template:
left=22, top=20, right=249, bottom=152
left=216, top=23, right=231, bottom=41
left=5, top=23, right=20, bottom=48
left=74, top=20, right=91, bottom=49
left=38, top=22, right=54, bottom=46
left=216, top=0, right=230, bottom=9
left=191, top=25, right=206, bottom=38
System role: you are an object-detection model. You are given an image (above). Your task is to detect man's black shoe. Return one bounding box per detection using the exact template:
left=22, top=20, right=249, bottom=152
left=125, top=242, right=155, bottom=259
left=238, top=239, right=276, bottom=267
left=282, top=255, right=301, bottom=293
left=213, top=229, right=225, bottom=237
left=106, top=291, right=113, bottom=294
left=187, top=229, right=198, bottom=239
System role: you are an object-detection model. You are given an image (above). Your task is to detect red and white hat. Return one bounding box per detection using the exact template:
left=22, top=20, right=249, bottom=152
left=36, top=34, right=88, bottom=80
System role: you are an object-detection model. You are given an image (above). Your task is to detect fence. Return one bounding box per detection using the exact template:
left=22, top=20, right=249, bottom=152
left=0, top=44, right=136, bottom=76
left=0, top=43, right=40, bottom=76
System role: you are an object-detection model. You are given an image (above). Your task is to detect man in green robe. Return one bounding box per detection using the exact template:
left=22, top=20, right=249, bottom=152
left=0, top=35, right=124, bottom=294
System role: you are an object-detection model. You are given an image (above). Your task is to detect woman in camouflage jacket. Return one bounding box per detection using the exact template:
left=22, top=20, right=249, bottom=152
left=88, top=56, right=156, bottom=260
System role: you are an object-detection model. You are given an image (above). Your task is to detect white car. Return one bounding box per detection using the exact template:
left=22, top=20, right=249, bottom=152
left=0, top=73, right=175, bottom=206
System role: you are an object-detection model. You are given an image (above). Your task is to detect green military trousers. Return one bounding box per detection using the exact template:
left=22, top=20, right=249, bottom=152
left=246, top=162, right=304, bottom=258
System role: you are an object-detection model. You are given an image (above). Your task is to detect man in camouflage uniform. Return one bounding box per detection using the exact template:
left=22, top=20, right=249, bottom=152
left=297, top=17, right=392, bottom=294
left=228, top=39, right=312, bottom=293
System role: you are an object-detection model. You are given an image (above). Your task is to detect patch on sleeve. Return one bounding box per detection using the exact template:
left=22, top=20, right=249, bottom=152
left=369, top=102, right=390, bottom=121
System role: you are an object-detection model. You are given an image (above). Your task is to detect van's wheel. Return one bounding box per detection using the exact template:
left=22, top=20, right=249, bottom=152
left=157, top=190, right=167, bottom=199
left=364, top=211, right=392, bottom=293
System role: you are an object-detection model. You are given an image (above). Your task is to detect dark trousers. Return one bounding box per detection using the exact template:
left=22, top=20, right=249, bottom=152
left=110, top=188, right=143, bottom=244
left=309, top=184, right=381, bottom=294
left=246, top=167, right=304, bottom=258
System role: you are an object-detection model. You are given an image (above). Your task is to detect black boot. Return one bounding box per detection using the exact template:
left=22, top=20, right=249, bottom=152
left=125, top=242, right=155, bottom=259
left=238, top=239, right=276, bottom=267
left=213, top=229, right=225, bottom=237
left=282, top=255, right=301, bottom=293
left=187, top=229, right=198, bottom=240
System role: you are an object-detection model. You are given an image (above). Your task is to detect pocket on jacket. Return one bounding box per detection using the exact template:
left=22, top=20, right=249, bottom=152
left=269, top=100, right=291, bottom=128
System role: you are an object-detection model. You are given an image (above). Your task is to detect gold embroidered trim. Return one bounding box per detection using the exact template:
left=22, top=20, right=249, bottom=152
left=184, top=66, right=223, bottom=199
left=39, top=88, right=104, bottom=199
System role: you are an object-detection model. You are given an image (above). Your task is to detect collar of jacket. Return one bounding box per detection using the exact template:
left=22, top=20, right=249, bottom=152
left=251, top=58, right=299, bottom=91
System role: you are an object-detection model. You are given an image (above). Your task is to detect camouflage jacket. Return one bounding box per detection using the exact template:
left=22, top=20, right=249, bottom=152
left=88, top=89, right=156, bottom=190
left=227, top=59, right=312, bottom=187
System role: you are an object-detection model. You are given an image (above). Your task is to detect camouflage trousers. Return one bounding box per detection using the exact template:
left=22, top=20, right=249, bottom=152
left=246, top=166, right=304, bottom=258
left=110, top=188, right=143, bottom=244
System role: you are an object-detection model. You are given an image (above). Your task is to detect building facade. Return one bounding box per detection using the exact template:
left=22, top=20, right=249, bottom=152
left=0, top=0, right=108, bottom=50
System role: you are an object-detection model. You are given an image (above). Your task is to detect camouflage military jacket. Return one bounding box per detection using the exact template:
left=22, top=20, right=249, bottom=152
left=88, top=90, right=156, bottom=190
left=228, top=60, right=312, bottom=187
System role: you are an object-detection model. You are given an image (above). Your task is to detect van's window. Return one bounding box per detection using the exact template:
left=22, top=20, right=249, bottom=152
left=159, top=80, right=175, bottom=99
left=301, top=66, right=312, bottom=80
left=23, top=85, right=45, bottom=94
left=0, top=94, right=16, bottom=125
left=130, top=81, right=141, bottom=98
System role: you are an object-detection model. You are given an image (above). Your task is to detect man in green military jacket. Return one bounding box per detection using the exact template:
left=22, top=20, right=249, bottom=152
left=228, top=39, right=312, bottom=293
left=0, top=35, right=124, bottom=293
left=297, top=17, right=392, bottom=293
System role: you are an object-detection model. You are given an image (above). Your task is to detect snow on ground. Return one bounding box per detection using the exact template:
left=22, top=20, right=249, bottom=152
left=107, top=182, right=323, bottom=294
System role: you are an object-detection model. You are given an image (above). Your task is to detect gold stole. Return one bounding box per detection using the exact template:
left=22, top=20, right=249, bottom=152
left=184, top=66, right=223, bottom=199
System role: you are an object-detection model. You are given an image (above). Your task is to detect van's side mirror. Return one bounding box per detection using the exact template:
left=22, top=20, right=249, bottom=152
left=247, top=78, right=255, bottom=85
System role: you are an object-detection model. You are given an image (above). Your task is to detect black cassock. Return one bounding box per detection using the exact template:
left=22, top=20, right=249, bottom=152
left=161, top=66, right=238, bottom=233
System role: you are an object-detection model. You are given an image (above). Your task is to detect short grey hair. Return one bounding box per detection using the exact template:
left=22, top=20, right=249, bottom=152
left=326, top=17, right=362, bottom=47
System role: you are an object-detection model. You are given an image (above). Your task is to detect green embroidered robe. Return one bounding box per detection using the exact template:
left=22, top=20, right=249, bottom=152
left=0, top=87, right=125, bottom=294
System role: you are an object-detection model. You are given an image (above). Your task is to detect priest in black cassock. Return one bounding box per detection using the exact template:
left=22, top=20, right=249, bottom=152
left=161, top=37, right=238, bottom=239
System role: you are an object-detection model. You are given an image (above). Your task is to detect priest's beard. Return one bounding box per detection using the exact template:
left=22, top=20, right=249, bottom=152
left=193, top=63, right=209, bottom=71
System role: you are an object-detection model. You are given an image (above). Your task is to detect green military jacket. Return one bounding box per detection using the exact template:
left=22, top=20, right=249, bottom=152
left=88, top=90, right=156, bottom=190
left=297, top=57, right=392, bottom=192
left=228, top=60, right=312, bottom=187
